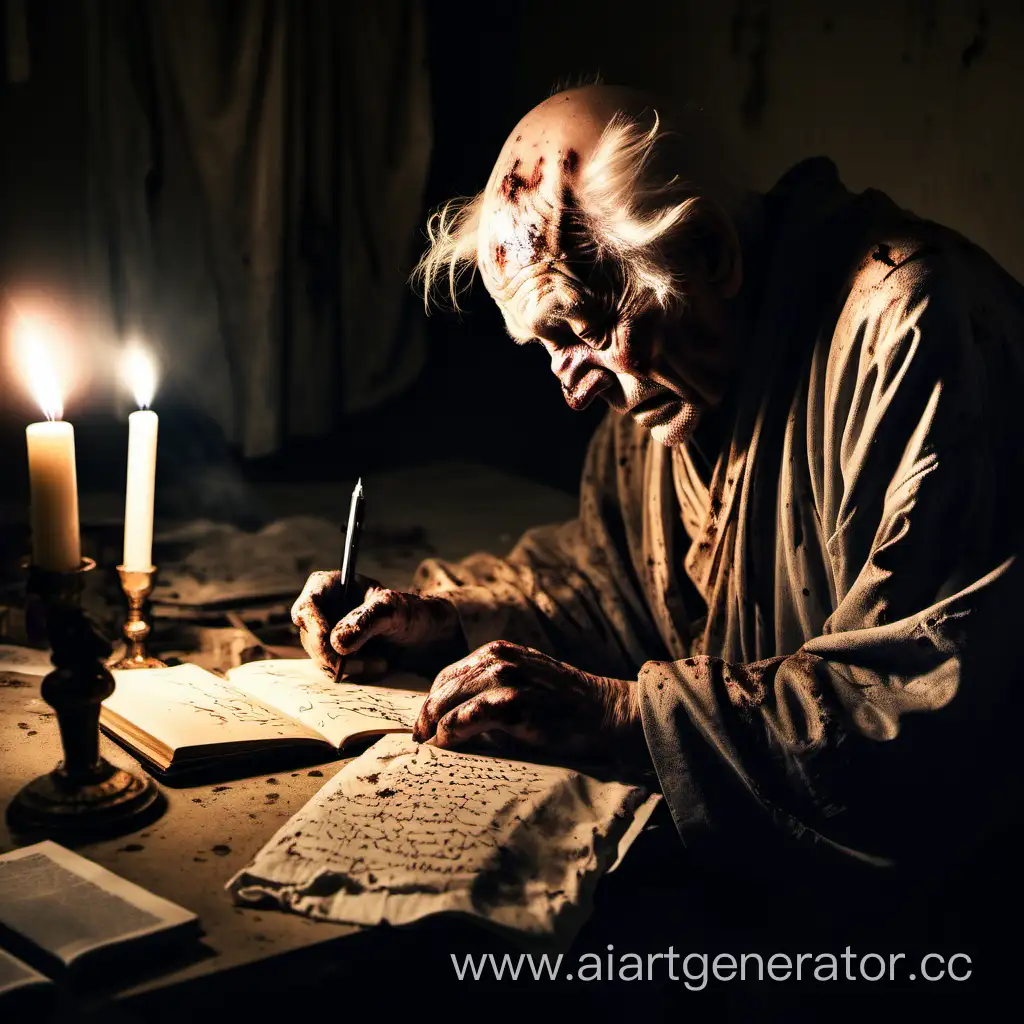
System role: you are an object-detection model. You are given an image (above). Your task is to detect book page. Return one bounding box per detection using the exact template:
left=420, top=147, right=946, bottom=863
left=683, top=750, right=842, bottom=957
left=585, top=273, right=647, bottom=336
left=0, top=947, right=51, bottom=997
left=0, top=842, right=197, bottom=967
left=228, top=734, right=659, bottom=946
left=226, top=659, right=427, bottom=749
left=105, top=664, right=317, bottom=756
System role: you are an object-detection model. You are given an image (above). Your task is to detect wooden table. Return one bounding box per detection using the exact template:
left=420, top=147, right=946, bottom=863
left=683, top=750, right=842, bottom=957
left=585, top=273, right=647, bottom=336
left=0, top=675, right=370, bottom=1011
left=0, top=465, right=592, bottom=1020
left=3, top=464, right=1001, bottom=1019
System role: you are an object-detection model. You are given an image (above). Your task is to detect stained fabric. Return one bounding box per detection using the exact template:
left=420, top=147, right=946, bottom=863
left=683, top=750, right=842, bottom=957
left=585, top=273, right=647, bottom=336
left=413, top=158, right=1024, bottom=878
left=83, top=0, right=431, bottom=456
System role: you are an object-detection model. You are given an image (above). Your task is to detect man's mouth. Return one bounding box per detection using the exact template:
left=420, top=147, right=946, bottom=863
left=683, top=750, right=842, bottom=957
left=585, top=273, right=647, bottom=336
left=629, top=390, right=679, bottom=427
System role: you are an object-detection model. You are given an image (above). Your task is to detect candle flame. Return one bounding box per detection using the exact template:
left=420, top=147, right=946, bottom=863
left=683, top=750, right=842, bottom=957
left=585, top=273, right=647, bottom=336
left=18, top=316, right=65, bottom=421
left=122, top=344, right=157, bottom=409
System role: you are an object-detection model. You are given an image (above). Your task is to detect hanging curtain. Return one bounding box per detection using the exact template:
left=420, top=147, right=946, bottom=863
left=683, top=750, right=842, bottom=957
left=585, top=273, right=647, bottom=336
left=84, top=0, right=431, bottom=457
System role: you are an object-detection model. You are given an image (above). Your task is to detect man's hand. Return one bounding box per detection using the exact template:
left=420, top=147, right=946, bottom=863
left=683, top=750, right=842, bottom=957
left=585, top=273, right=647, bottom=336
left=413, top=640, right=645, bottom=761
left=291, top=571, right=465, bottom=677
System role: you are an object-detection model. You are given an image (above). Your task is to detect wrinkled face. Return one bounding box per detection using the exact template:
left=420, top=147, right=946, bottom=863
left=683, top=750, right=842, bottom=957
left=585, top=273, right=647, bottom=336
left=478, top=145, right=737, bottom=448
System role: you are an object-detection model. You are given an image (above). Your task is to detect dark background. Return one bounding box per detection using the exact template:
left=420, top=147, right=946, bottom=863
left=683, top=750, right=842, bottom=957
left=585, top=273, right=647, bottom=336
left=0, top=3, right=1021, bottom=1015
left=2, top=1, right=1021, bottom=519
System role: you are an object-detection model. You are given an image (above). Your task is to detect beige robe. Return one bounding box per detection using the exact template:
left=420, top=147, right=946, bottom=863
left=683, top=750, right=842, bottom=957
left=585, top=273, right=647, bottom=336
left=414, top=159, right=1024, bottom=877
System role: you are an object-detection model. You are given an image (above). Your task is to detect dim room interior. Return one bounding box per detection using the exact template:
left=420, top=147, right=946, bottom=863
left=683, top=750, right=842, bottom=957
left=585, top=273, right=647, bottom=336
left=1, top=2, right=1022, bottom=1020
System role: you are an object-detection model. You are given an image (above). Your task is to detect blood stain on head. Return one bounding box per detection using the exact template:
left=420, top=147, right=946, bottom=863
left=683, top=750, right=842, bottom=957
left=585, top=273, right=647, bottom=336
left=494, top=243, right=507, bottom=272
left=525, top=222, right=547, bottom=261
left=515, top=134, right=522, bottom=142
left=499, top=156, right=545, bottom=205
left=561, top=148, right=580, bottom=174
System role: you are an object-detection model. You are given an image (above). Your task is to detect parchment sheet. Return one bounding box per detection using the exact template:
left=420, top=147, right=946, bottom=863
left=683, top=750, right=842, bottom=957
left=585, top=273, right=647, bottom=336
left=227, top=734, right=660, bottom=946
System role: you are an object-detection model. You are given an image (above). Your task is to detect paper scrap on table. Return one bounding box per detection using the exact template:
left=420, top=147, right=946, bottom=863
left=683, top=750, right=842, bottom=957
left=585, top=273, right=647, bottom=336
left=227, top=733, right=660, bottom=947
left=0, top=645, right=53, bottom=677
left=152, top=515, right=434, bottom=609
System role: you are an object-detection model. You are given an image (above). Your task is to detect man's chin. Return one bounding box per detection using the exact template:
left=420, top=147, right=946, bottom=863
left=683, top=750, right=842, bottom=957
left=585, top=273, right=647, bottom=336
left=641, top=406, right=702, bottom=447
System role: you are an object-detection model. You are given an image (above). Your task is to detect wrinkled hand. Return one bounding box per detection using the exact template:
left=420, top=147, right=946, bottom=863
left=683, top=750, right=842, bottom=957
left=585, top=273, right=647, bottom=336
left=291, top=571, right=465, bottom=677
left=413, top=640, right=644, bottom=761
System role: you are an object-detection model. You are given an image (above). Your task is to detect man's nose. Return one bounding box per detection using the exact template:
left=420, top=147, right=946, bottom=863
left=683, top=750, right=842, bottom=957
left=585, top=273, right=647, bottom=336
left=547, top=342, right=580, bottom=382
left=546, top=344, right=608, bottom=410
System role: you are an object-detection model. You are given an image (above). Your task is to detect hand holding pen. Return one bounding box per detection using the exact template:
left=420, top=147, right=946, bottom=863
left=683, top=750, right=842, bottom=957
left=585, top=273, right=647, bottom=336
left=332, top=477, right=365, bottom=681
left=291, top=477, right=467, bottom=680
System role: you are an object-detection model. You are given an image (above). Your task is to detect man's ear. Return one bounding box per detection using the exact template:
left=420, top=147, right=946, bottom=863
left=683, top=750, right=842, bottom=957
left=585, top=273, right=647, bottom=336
left=672, top=198, right=742, bottom=299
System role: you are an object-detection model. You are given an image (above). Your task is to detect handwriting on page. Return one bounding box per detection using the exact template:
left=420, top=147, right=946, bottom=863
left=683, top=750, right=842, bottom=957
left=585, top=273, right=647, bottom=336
left=179, top=679, right=292, bottom=729
left=236, top=662, right=423, bottom=730
left=114, top=666, right=295, bottom=731
left=229, top=734, right=652, bottom=941
left=269, top=744, right=550, bottom=883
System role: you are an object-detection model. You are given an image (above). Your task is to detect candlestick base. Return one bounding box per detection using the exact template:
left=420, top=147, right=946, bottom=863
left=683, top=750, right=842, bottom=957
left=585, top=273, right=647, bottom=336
left=108, top=564, right=166, bottom=670
left=5, top=559, right=164, bottom=839
left=7, top=762, right=161, bottom=837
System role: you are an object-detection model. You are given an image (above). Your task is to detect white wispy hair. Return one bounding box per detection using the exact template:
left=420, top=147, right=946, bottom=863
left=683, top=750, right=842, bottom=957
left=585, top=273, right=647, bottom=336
left=410, top=107, right=713, bottom=316
left=410, top=192, right=485, bottom=313
left=574, top=111, right=701, bottom=313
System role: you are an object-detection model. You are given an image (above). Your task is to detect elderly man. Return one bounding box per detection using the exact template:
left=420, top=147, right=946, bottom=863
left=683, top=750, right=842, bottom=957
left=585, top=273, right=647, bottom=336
left=293, top=85, right=1024, bottom=879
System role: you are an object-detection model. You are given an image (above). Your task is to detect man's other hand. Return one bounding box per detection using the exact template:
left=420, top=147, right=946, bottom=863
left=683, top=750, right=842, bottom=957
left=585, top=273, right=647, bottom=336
left=414, top=640, right=644, bottom=761
left=291, top=571, right=465, bottom=677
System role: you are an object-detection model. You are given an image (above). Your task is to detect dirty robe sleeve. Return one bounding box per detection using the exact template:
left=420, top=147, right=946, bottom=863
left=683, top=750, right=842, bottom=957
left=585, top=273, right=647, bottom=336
left=410, top=415, right=667, bottom=681
left=641, top=253, right=1022, bottom=876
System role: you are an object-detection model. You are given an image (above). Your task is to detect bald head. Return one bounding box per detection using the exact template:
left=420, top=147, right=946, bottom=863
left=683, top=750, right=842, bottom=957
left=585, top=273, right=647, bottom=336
left=414, top=84, right=751, bottom=448
left=478, top=86, right=664, bottom=302
left=486, top=85, right=653, bottom=192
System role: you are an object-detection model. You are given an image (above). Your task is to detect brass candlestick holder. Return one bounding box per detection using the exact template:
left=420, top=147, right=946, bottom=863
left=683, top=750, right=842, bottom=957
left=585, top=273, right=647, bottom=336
left=108, top=565, right=166, bottom=670
left=7, top=559, right=161, bottom=836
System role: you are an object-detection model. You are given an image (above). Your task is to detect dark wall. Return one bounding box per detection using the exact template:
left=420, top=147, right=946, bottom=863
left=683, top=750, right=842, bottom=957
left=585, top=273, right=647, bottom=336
left=3, top=2, right=1022, bottom=502
left=411, top=1, right=606, bottom=494
left=414, top=0, right=1024, bottom=492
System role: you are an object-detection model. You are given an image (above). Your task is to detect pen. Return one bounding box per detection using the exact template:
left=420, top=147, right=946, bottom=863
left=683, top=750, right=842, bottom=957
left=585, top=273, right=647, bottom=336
left=333, top=477, right=365, bottom=682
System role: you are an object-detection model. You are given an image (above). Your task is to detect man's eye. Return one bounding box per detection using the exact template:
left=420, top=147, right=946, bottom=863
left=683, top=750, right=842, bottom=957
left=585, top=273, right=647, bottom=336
left=534, top=323, right=579, bottom=350
left=572, top=323, right=610, bottom=351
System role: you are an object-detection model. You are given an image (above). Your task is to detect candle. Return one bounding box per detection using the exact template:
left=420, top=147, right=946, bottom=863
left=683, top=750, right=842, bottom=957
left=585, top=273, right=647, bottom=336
left=26, top=421, right=81, bottom=571
left=121, top=346, right=159, bottom=571
left=20, top=321, right=81, bottom=571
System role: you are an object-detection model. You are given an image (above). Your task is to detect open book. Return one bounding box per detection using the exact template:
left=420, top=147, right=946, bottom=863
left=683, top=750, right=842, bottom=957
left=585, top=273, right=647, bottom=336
left=103, top=659, right=428, bottom=775
left=0, top=841, right=198, bottom=978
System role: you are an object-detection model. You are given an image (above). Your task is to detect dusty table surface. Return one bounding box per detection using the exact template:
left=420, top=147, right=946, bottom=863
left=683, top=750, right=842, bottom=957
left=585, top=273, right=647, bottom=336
left=0, top=675, right=359, bottom=1004
left=0, top=464, right=581, bottom=1016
